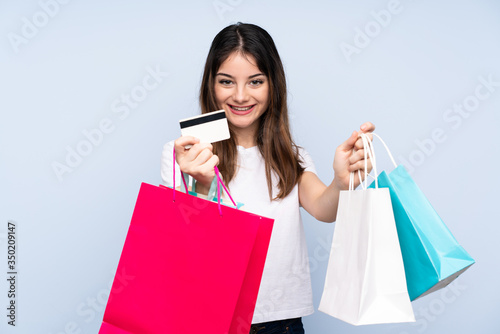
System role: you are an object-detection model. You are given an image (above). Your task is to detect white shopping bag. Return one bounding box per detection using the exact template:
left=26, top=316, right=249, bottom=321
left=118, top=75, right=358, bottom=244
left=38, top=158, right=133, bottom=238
left=318, top=133, right=415, bottom=325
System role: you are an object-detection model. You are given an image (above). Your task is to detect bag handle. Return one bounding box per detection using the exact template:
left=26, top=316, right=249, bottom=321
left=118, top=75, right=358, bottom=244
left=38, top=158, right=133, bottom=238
left=349, top=133, right=378, bottom=191
left=361, top=133, right=378, bottom=189
left=173, top=147, right=189, bottom=202
left=371, top=133, right=398, bottom=169
left=172, top=147, right=236, bottom=216
left=214, top=166, right=237, bottom=215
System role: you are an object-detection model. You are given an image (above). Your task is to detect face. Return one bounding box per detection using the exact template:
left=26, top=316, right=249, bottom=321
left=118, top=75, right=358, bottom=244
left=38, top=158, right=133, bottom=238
left=214, top=52, right=269, bottom=139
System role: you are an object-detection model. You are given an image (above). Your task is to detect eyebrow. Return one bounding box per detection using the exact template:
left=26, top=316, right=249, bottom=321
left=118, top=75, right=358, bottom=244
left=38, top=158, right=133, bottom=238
left=216, top=72, right=265, bottom=79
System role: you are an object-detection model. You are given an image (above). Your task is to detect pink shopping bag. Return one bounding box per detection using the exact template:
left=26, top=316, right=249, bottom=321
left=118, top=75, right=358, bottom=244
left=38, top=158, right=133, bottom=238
left=99, top=181, right=274, bottom=334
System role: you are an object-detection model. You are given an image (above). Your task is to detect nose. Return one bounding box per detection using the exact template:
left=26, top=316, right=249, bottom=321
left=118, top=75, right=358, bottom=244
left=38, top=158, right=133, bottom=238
left=232, top=85, right=249, bottom=104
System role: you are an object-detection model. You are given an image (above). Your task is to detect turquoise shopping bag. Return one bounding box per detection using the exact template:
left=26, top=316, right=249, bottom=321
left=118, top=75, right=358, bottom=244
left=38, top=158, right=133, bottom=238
left=368, top=134, right=475, bottom=301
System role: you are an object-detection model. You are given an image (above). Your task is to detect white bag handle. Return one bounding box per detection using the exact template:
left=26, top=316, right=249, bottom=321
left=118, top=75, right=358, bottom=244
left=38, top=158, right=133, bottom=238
left=348, top=132, right=399, bottom=191
left=371, top=133, right=398, bottom=169
left=349, top=132, right=378, bottom=191
left=361, top=133, right=378, bottom=189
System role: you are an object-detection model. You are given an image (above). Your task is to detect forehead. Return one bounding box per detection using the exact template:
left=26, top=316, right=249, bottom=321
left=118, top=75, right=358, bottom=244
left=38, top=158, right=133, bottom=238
left=218, top=51, right=261, bottom=75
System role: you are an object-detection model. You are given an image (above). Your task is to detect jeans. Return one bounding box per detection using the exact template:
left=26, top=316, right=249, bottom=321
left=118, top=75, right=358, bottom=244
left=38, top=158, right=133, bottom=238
left=249, top=317, right=305, bottom=334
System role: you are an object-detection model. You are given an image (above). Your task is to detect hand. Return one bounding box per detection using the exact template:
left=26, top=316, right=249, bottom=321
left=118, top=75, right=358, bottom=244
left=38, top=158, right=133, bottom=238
left=332, top=122, right=376, bottom=190
left=174, top=136, right=219, bottom=189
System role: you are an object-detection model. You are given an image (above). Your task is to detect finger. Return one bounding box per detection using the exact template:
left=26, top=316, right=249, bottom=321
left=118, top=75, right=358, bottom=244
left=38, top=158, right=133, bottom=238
left=185, top=143, right=213, bottom=161
left=338, top=131, right=358, bottom=152
left=192, top=147, right=214, bottom=166
left=181, top=150, right=217, bottom=176
left=176, top=143, right=212, bottom=172
left=348, top=158, right=370, bottom=173
left=354, top=137, right=364, bottom=150
left=348, top=149, right=365, bottom=164
left=201, top=155, right=219, bottom=172
left=175, top=136, right=200, bottom=151
left=193, top=155, right=219, bottom=178
left=360, top=122, right=375, bottom=133
left=354, top=133, right=374, bottom=150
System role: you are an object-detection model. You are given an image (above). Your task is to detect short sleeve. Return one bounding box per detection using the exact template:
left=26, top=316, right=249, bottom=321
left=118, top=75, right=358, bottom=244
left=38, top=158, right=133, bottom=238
left=160, top=140, right=182, bottom=187
left=298, top=147, right=317, bottom=175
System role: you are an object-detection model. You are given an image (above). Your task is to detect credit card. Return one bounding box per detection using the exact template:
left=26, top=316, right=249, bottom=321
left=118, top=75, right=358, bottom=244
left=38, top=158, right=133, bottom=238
left=179, top=110, right=230, bottom=146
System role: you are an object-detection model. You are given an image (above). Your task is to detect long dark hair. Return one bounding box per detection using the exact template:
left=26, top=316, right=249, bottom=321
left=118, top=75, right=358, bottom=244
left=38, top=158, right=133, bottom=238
left=200, top=23, right=304, bottom=200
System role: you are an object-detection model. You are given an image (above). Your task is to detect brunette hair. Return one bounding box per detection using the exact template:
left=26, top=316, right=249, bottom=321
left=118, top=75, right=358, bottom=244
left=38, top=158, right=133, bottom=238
left=200, top=22, right=304, bottom=200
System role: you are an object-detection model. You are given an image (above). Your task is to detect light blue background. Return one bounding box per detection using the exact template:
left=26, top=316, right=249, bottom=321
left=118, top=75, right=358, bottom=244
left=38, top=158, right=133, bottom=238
left=1, top=0, right=499, bottom=333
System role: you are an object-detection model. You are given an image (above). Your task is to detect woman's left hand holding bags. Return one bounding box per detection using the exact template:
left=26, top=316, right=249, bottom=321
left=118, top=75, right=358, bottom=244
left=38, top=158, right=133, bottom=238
left=332, top=122, right=376, bottom=191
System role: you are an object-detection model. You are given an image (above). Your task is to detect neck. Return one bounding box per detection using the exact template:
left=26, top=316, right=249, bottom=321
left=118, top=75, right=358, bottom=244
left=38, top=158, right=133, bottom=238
left=233, top=124, right=258, bottom=148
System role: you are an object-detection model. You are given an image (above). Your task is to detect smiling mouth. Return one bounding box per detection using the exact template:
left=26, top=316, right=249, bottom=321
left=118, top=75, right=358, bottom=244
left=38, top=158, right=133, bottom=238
left=229, top=104, right=255, bottom=112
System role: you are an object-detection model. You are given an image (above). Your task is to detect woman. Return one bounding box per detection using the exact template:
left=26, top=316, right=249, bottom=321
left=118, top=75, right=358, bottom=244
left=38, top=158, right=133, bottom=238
left=161, top=22, right=374, bottom=333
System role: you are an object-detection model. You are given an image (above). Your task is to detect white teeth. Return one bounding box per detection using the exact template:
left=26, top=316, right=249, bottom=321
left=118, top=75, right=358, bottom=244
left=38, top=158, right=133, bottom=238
left=231, top=105, right=252, bottom=111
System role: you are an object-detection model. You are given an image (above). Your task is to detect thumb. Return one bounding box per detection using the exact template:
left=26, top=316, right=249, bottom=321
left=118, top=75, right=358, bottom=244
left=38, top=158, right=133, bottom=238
left=338, top=131, right=358, bottom=151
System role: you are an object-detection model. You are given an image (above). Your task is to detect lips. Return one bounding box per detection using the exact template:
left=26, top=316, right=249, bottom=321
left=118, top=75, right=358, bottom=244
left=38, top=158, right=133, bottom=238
left=228, top=104, right=255, bottom=115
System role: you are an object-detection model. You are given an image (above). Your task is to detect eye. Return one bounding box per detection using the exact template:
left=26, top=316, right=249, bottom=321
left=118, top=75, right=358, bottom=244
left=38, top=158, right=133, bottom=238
left=218, top=79, right=233, bottom=86
left=250, top=79, right=264, bottom=86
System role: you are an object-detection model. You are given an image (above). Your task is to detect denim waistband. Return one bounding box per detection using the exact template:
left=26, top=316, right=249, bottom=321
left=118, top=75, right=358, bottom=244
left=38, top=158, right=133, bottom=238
left=250, top=317, right=303, bottom=334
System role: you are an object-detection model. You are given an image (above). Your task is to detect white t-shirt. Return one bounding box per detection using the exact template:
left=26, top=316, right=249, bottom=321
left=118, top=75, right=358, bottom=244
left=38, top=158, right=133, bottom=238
left=160, top=141, right=316, bottom=323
